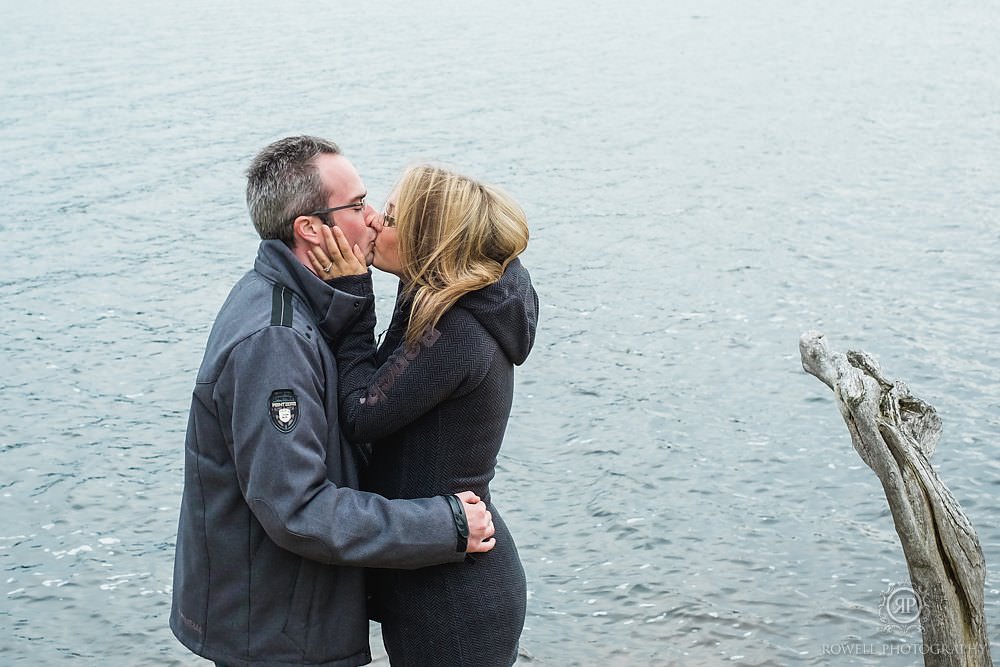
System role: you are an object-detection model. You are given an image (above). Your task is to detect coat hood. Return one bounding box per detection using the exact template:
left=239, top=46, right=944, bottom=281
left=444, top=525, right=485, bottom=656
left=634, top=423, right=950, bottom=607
left=457, top=258, right=538, bottom=366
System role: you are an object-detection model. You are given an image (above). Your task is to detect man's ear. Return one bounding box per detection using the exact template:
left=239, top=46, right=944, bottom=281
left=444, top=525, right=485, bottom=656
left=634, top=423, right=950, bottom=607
left=292, top=215, right=322, bottom=245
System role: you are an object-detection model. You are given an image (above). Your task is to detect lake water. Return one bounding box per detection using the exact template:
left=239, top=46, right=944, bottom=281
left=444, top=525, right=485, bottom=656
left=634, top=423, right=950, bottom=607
left=2, top=0, right=999, bottom=664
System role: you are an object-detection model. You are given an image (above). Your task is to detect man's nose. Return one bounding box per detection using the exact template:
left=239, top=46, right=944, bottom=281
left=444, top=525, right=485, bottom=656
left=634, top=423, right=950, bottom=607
left=363, top=204, right=383, bottom=231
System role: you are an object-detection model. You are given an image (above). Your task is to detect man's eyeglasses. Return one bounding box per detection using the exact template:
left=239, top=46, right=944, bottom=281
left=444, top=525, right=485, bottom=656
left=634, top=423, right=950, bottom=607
left=306, top=199, right=366, bottom=225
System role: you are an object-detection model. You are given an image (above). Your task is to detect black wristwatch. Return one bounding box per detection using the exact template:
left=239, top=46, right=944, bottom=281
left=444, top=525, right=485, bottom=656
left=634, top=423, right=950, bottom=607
left=444, top=494, right=469, bottom=552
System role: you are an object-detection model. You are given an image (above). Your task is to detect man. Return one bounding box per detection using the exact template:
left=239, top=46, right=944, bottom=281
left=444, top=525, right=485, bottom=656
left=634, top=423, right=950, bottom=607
left=171, top=136, right=495, bottom=667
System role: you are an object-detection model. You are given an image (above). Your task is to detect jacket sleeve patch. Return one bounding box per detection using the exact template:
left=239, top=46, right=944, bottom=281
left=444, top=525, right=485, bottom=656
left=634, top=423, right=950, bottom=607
left=269, top=389, right=299, bottom=432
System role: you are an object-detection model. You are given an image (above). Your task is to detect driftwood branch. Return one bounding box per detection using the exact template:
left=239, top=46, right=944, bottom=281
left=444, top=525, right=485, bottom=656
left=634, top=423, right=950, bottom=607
left=799, top=331, right=991, bottom=666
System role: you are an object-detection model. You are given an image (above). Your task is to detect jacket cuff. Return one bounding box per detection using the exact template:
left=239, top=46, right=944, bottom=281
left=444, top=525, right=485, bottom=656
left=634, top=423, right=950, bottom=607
left=325, top=270, right=372, bottom=296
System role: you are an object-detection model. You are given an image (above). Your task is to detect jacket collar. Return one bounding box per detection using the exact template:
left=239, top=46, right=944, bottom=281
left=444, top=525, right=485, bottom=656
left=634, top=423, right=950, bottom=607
left=253, top=240, right=357, bottom=341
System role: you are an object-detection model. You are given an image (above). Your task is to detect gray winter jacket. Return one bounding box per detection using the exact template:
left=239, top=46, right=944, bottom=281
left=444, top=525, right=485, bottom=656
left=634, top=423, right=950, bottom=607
left=170, top=240, right=462, bottom=667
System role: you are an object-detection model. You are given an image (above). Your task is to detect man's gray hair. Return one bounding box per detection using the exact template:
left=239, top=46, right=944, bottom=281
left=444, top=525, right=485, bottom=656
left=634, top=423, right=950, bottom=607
left=246, top=136, right=341, bottom=245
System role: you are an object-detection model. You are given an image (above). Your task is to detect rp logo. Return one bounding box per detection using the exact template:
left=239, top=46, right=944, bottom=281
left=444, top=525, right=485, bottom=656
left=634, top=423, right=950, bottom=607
left=879, top=583, right=922, bottom=634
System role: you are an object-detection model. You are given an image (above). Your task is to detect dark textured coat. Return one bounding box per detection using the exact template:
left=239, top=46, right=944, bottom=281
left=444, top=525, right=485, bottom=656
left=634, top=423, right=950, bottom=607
left=334, top=259, right=539, bottom=666
left=170, top=240, right=462, bottom=667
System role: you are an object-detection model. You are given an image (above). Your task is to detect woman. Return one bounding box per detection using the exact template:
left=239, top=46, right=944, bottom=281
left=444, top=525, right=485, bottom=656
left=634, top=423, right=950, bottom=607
left=310, top=165, right=538, bottom=666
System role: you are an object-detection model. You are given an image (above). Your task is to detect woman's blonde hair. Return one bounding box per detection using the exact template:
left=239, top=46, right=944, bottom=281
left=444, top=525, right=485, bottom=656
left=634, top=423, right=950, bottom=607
left=393, top=165, right=529, bottom=347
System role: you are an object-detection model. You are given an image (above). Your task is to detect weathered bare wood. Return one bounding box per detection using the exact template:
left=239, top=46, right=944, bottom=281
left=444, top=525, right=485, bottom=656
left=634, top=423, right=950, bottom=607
left=799, top=331, right=991, bottom=666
